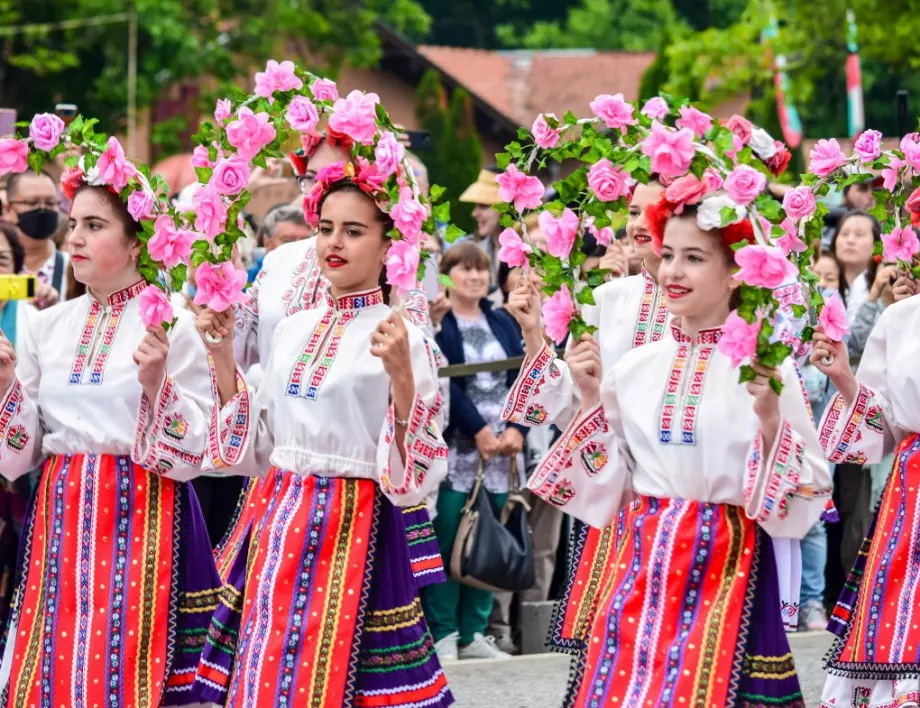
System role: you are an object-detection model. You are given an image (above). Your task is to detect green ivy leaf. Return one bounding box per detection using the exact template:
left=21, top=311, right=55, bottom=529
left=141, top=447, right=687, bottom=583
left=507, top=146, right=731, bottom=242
left=739, top=364, right=757, bottom=383
left=433, top=202, right=451, bottom=223
left=564, top=111, right=578, bottom=126
left=429, top=184, right=446, bottom=202
left=194, top=167, right=213, bottom=184
left=769, top=376, right=784, bottom=395
left=445, top=224, right=465, bottom=243
left=27, top=151, right=46, bottom=175
left=754, top=194, right=783, bottom=222
left=575, top=286, right=596, bottom=306
left=438, top=273, right=454, bottom=289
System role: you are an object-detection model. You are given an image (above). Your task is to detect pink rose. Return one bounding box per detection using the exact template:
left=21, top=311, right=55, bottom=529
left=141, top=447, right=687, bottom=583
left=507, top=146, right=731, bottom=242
left=703, top=168, right=723, bottom=192
left=127, top=189, right=155, bottom=222
left=385, top=239, right=420, bottom=293
left=312, top=78, right=339, bottom=103
left=664, top=174, right=708, bottom=214
left=587, top=159, right=631, bottom=202
left=254, top=59, right=303, bottom=99
left=302, top=184, right=323, bottom=228
left=532, top=114, right=561, bottom=150
left=724, top=164, right=766, bottom=206
left=538, top=208, right=579, bottom=258
left=882, top=225, right=920, bottom=262
left=725, top=134, right=744, bottom=163
left=210, top=156, right=251, bottom=196
left=882, top=157, right=905, bottom=192
left=328, top=90, right=380, bottom=146
left=391, top=188, right=426, bottom=244
left=585, top=217, right=613, bottom=246
left=640, top=121, right=695, bottom=179
left=854, top=129, right=882, bottom=163
left=374, top=131, right=405, bottom=178
left=0, top=139, right=28, bottom=176
left=541, top=285, right=575, bottom=345
left=193, top=183, right=228, bottom=241
left=733, top=244, right=797, bottom=289
left=641, top=97, right=669, bottom=121
left=589, top=93, right=636, bottom=131
left=227, top=107, right=277, bottom=161
left=724, top=115, right=753, bottom=144
left=808, top=138, right=847, bottom=177
left=95, top=136, right=137, bottom=192
left=782, top=186, right=816, bottom=220
left=193, top=261, right=248, bottom=312
left=675, top=106, right=713, bottom=138
left=717, top=311, right=761, bottom=367
left=285, top=95, right=320, bottom=134
left=315, top=162, right=348, bottom=188
left=907, top=186, right=920, bottom=214
left=301, top=132, right=322, bottom=157
left=214, top=99, right=232, bottom=123
left=356, top=157, right=388, bottom=195
left=190, top=145, right=214, bottom=170
left=496, top=164, right=544, bottom=212
left=148, top=215, right=196, bottom=268
left=819, top=292, right=850, bottom=342
left=138, top=285, right=174, bottom=328
left=28, top=113, right=66, bottom=152
left=900, top=133, right=920, bottom=173
left=774, top=218, right=807, bottom=255
left=497, top=227, right=532, bottom=268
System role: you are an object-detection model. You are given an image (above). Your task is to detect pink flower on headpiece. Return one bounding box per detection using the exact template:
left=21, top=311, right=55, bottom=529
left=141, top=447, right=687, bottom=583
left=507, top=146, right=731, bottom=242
left=0, top=139, right=27, bottom=176
left=723, top=115, right=753, bottom=144
left=127, top=189, right=155, bottom=222
left=254, top=59, right=303, bottom=99
left=303, top=184, right=323, bottom=228
left=854, top=129, right=882, bottom=163
left=385, top=239, right=420, bottom=293
left=356, top=157, right=388, bottom=195
left=312, top=78, right=339, bottom=103
left=641, top=97, right=669, bottom=121
left=725, top=134, right=744, bottom=163
left=774, top=218, right=807, bottom=255
left=138, top=285, right=174, bottom=329
left=496, top=164, right=544, bottom=212
left=640, top=121, right=695, bottom=179
left=190, top=145, right=214, bottom=170
left=819, top=292, right=850, bottom=342
left=532, top=114, right=561, bottom=149
left=718, top=311, right=760, bottom=367
left=881, top=157, right=905, bottom=192
left=900, top=133, right=920, bottom=173
left=589, top=93, right=636, bottom=131
left=702, top=168, right=723, bottom=192
left=193, top=261, right=248, bottom=312
left=227, top=107, right=276, bottom=161
left=906, top=186, right=920, bottom=215
left=328, top=90, right=380, bottom=146
left=808, top=138, right=846, bottom=177
left=148, top=215, right=196, bottom=268
left=315, top=161, right=348, bottom=188
left=588, top=159, right=631, bottom=202
left=214, top=99, right=232, bottom=123
left=882, top=225, right=920, bottom=262
left=782, top=186, right=816, bottom=220
left=733, top=244, right=797, bottom=289
left=664, top=174, right=708, bottom=214
left=585, top=217, right=614, bottom=246
left=539, top=208, right=579, bottom=258
left=724, top=164, right=766, bottom=206
left=193, top=183, right=228, bottom=241
left=285, top=95, right=320, bottom=134
left=391, top=188, right=426, bottom=245
left=675, top=106, right=713, bottom=138
left=541, top=285, right=575, bottom=345
left=60, top=166, right=84, bottom=200
left=498, top=228, right=532, bottom=268
left=374, top=131, right=405, bottom=178
left=96, top=136, right=137, bottom=191
left=300, top=132, right=322, bottom=158
left=29, top=113, right=65, bottom=152
left=210, top=156, right=250, bottom=195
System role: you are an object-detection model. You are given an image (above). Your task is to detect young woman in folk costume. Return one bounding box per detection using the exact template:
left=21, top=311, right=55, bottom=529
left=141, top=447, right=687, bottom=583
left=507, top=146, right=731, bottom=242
left=526, top=195, right=831, bottom=707
left=191, top=164, right=453, bottom=704
left=0, top=122, right=221, bottom=706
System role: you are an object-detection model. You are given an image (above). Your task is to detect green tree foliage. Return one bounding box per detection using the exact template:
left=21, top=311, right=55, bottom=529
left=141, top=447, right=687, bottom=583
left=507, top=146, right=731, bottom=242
left=0, top=0, right=429, bottom=132
left=416, top=0, right=574, bottom=48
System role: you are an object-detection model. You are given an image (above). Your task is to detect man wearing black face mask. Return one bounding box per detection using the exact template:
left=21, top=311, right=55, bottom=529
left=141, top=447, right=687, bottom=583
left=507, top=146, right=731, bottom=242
left=4, top=170, right=69, bottom=307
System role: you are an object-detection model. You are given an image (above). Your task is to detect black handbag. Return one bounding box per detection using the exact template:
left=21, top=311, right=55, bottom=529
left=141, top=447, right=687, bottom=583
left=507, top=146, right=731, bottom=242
left=449, top=456, right=535, bottom=593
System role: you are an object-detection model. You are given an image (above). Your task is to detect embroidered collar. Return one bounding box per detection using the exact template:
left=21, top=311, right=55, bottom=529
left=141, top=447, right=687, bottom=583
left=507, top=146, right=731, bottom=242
left=329, top=287, right=385, bottom=312
left=669, top=319, right=722, bottom=346
left=640, top=264, right=656, bottom=286
left=88, top=279, right=147, bottom=307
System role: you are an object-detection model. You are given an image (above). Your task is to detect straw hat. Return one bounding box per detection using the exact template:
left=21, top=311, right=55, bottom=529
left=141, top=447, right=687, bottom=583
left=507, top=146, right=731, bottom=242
left=459, top=169, right=500, bottom=206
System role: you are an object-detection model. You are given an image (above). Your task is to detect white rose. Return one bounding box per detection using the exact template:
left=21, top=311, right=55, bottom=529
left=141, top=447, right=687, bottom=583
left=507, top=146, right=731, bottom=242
left=697, top=195, right=746, bottom=231
left=750, top=128, right=777, bottom=160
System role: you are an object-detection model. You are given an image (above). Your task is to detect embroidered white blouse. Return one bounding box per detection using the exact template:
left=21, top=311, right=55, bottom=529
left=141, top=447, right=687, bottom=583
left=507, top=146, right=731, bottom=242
left=208, top=287, right=448, bottom=507
left=528, top=321, right=832, bottom=538
left=818, top=295, right=920, bottom=465
left=503, top=267, right=670, bottom=429
left=0, top=280, right=214, bottom=482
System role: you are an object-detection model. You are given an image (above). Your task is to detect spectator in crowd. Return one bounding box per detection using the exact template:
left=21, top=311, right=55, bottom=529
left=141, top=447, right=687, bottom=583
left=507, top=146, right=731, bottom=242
left=616, top=227, right=644, bottom=276
left=3, top=171, right=69, bottom=306
left=457, top=168, right=505, bottom=295
left=249, top=203, right=311, bottom=282
left=424, top=241, right=527, bottom=662
left=822, top=179, right=877, bottom=247
left=831, top=210, right=881, bottom=364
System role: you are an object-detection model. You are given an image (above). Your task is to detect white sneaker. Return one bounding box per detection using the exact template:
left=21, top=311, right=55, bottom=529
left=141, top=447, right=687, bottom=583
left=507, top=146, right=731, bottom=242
left=458, top=633, right=511, bottom=660
left=434, top=631, right=459, bottom=662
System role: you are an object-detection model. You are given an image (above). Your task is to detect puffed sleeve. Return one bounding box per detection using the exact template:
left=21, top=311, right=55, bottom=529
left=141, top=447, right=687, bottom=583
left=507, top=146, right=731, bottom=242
left=132, top=312, right=215, bottom=482
left=816, top=307, right=900, bottom=465
left=232, top=262, right=265, bottom=371
left=527, top=367, right=633, bottom=529
left=0, top=311, right=43, bottom=480
left=376, top=325, right=448, bottom=507
left=743, top=359, right=833, bottom=538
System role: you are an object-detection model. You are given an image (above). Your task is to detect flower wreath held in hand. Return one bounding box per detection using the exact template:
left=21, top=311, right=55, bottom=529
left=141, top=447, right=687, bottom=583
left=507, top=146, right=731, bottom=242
left=0, top=113, right=195, bottom=329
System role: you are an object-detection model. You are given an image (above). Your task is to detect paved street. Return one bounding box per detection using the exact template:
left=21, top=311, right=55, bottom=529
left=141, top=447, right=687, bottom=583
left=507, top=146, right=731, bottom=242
left=444, top=631, right=834, bottom=707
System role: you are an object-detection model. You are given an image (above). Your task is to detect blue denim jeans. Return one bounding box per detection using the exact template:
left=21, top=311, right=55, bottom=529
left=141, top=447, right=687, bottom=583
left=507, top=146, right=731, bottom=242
left=800, top=521, right=827, bottom=605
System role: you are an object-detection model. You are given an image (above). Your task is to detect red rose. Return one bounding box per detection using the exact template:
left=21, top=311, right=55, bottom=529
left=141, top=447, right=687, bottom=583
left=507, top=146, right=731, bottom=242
left=61, top=166, right=85, bottom=201
left=766, top=141, right=792, bottom=176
